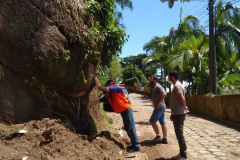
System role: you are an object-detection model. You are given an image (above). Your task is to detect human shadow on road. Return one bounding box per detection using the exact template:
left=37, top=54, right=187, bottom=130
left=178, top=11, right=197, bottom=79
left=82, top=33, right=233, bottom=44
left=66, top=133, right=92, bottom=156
left=140, top=140, right=155, bottom=147
left=135, top=121, right=149, bottom=126
left=143, top=104, right=153, bottom=107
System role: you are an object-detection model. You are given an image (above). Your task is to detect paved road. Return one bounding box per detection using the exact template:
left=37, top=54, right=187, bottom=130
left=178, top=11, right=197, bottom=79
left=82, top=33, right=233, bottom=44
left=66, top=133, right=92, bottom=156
left=128, top=93, right=240, bottom=160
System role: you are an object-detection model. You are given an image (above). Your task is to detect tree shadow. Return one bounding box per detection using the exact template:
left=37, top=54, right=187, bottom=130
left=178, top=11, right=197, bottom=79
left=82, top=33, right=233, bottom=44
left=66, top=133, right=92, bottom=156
left=155, top=158, right=172, bottom=160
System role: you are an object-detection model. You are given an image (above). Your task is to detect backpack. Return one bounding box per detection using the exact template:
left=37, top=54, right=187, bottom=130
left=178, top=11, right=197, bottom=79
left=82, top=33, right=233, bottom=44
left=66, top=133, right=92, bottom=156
left=103, top=101, right=114, bottom=112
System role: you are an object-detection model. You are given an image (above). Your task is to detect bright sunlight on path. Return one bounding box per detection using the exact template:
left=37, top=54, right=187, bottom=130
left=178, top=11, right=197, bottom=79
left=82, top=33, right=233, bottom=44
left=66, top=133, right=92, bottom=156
left=108, top=93, right=240, bottom=160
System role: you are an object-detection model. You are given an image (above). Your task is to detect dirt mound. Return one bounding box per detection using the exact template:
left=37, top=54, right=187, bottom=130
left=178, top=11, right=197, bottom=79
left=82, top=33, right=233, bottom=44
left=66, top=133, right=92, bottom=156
left=0, top=118, right=127, bottom=160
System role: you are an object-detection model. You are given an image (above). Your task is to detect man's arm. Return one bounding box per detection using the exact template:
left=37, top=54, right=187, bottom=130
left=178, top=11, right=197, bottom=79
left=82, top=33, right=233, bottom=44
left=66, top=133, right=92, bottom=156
left=155, top=90, right=167, bottom=109
left=95, top=76, right=110, bottom=92
left=177, top=92, right=189, bottom=112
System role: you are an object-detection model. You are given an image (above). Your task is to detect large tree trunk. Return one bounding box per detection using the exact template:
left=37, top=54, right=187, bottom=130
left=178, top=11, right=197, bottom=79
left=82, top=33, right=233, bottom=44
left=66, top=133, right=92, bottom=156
left=0, top=0, right=105, bottom=134
left=0, top=0, right=101, bottom=97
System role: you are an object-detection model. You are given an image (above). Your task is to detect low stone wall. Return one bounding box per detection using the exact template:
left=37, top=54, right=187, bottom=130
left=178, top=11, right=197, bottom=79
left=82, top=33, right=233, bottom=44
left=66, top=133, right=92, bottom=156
left=126, top=85, right=240, bottom=124
left=186, top=94, right=240, bottom=124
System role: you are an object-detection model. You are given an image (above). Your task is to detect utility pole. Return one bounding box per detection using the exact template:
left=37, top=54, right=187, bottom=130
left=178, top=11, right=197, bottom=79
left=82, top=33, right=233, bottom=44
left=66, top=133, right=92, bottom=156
left=209, top=0, right=216, bottom=94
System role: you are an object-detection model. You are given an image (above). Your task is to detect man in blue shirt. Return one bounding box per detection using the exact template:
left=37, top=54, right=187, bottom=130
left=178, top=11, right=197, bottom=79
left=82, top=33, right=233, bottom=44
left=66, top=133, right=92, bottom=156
left=87, top=76, right=140, bottom=152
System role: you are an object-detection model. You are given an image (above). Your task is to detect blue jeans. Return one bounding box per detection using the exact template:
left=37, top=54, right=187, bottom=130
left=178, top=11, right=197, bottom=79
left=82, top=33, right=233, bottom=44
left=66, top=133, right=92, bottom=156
left=120, top=108, right=140, bottom=148
left=149, top=108, right=166, bottom=125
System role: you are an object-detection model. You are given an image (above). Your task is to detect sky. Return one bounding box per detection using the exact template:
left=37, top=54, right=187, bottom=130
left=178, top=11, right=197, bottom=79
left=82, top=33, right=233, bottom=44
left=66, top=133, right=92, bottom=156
left=118, top=0, right=240, bottom=58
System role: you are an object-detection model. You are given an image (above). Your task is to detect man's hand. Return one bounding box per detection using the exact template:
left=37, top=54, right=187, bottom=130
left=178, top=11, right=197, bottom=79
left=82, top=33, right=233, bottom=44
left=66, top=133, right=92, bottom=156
left=155, top=105, right=160, bottom=109
left=185, top=106, right=190, bottom=113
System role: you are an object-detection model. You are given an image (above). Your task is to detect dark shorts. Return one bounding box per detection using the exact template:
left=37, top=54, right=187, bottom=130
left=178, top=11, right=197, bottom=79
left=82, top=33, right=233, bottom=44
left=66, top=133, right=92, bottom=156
left=149, top=108, right=166, bottom=125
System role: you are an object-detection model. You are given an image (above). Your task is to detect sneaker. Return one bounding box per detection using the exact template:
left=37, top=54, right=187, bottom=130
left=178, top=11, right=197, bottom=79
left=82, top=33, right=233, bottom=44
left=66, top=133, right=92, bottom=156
left=127, top=145, right=133, bottom=149
left=152, top=136, right=161, bottom=143
left=127, top=146, right=140, bottom=153
left=161, top=138, right=168, bottom=144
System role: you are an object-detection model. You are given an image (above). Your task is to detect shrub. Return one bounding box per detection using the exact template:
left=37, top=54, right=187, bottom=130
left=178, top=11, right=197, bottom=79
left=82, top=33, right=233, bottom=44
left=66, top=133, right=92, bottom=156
left=124, top=77, right=139, bottom=86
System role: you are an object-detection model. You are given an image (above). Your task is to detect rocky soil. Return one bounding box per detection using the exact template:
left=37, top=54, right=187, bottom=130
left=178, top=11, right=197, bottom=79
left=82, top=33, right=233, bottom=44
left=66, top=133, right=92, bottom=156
left=0, top=118, right=128, bottom=160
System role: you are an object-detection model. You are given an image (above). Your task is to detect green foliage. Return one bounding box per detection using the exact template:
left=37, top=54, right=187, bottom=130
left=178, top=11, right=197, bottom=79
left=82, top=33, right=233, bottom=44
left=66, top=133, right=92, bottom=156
left=116, top=0, right=133, bottom=10
left=213, top=1, right=240, bottom=94
left=106, top=54, right=123, bottom=83
left=120, top=0, right=240, bottom=96
left=95, top=64, right=108, bottom=87
left=121, top=54, right=151, bottom=81
left=215, top=1, right=240, bottom=70
left=166, top=34, right=209, bottom=73
left=217, top=71, right=240, bottom=94
left=218, top=85, right=240, bottom=95
left=143, top=36, right=170, bottom=78
left=52, top=0, right=131, bottom=68
left=205, top=92, right=215, bottom=98
left=192, top=71, right=209, bottom=94
left=84, top=0, right=130, bottom=67
left=63, top=50, right=71, bottom=62
left=82, top=70, right=88, bottom=84
left=122, top=64, right=147, bottom=84
left=124, top=77, right=139, bottom=86
left=121, top=54, right=153, bottom=79
left=95, top=55, right=123, bottom=85
left=121, top=54, right=148, bottom=68
left=160, top=0, right=177, bottom=8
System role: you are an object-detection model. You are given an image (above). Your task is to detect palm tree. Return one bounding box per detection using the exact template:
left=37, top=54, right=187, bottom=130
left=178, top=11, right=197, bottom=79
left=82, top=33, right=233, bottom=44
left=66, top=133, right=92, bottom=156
left=215, top=1, right=240, bottom=59
left=143, top=36, right=170, bottom=89
left=166, top=34, right=209, bottom=74
left=217, top=45, right=240, bottom=94
left=176, top=15, right=204, bottom=40
left=165, top=14, right=206, bottom=81
left=143, top=14, right=206, bottom=91
left=214, top=1, right=240, bottom=93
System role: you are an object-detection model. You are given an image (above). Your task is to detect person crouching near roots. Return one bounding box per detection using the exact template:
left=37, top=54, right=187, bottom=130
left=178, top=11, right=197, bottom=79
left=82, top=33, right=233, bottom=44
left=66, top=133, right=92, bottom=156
left=149, top=75, right=168, bottom=144
left=168, top=70, right=190, bottom=160
left=87, top=76, right=140, bottom=153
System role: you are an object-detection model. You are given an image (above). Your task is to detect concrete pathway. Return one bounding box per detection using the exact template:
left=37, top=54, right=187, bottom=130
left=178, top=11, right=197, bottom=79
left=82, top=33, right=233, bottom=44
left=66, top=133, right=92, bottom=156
left=131, top=93, right=240, bottom=160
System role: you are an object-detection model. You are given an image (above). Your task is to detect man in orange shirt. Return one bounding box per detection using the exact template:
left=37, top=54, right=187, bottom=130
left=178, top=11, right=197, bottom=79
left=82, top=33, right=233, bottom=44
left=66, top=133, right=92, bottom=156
left=87, top=76, right=140, bottom=153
